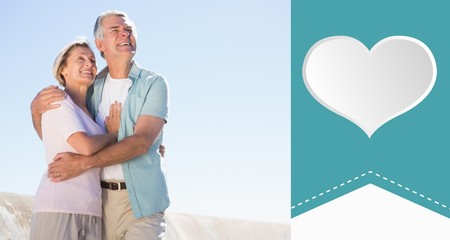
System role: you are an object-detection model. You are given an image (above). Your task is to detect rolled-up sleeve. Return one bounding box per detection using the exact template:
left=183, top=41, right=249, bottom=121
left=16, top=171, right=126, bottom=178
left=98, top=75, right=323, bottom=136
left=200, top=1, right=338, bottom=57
left=140, top=76, right=169, bottom=122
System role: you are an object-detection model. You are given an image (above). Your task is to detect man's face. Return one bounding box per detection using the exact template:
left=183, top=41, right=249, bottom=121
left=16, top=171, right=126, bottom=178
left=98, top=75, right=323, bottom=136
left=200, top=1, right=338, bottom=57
left=96, top=15, right=137, bottom=61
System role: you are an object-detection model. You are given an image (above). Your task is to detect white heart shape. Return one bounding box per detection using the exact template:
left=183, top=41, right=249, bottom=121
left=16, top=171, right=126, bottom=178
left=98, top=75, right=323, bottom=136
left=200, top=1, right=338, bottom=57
left=303, top=36, right=436, bottom=138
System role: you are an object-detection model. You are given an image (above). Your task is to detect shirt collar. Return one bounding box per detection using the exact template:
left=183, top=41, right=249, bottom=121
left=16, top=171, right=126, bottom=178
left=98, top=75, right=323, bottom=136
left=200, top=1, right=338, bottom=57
left=97, top=60, right=141, bottom=82
left=128, top=60, right=141, bottom=83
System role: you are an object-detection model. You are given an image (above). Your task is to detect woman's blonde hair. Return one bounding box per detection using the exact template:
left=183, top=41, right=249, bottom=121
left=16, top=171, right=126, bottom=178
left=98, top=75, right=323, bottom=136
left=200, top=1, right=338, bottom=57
left=52, top=37, right=92, bottom=86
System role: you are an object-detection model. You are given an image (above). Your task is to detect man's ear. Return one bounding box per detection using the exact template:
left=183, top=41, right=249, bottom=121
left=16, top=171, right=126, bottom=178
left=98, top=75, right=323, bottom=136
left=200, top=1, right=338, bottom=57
left=95, top=39, right=104, bottom=52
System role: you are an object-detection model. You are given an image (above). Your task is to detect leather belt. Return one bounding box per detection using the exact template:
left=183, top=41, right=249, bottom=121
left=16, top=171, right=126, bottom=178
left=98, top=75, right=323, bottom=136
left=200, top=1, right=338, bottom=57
left=101, top=181, right=126, bottom=190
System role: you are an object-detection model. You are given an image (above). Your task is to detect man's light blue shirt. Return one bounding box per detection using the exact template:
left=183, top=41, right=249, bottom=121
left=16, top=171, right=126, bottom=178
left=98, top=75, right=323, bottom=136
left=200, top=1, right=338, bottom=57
left=87, top=61, right=170, bottom=218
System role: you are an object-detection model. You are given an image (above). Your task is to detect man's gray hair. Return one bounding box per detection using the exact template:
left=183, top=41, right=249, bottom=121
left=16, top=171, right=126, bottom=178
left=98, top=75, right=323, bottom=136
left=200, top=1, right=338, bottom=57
left=93, top=10, right=137, bottom=40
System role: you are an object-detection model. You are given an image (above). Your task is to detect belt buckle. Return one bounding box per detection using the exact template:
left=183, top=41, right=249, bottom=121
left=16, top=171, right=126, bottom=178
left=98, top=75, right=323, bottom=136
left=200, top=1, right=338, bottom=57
left=117, top=182, right=122, bottom=191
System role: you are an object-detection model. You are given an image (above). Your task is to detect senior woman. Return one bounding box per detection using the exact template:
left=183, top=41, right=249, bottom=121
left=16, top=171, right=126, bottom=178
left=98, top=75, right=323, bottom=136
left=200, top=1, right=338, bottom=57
left=29, top=38, right=121, bottom=240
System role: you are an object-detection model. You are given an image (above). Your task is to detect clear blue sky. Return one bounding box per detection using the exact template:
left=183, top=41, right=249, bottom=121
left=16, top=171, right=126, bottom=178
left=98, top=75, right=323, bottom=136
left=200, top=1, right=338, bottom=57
left=0, top=1, right=290, bottom=223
